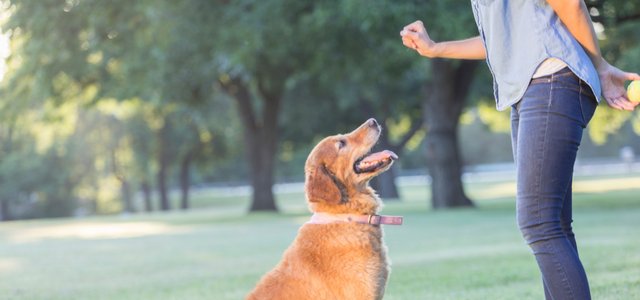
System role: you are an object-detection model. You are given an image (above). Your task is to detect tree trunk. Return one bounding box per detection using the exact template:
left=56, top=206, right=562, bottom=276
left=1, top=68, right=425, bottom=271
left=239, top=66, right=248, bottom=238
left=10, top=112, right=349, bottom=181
left=361, top=100, right=423, bottom=200
left=157, top=122, right=171, bottom=211
left=0, top=201, right=8, bottom=222
left=423, top=58, right=478, bottom=208
left=0, top=125, right=13, bottom=221
left=111, top=148, right=134, bottom=213
left=180, top=148, right=197, bottom=210
left=369, top=129, right=400, bottom=199
left=370, top=164, right=400, bottom=199
left=224, top=77, right=280, bottom=212
left=249, top=151, right=278, bottom=211
left=121, top=179, right=133, bottom=212
left=141, top=181, right=153, bottom=212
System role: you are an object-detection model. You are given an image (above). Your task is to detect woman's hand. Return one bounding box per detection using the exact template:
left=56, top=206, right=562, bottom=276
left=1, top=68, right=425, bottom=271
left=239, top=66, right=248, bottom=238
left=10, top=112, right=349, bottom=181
left=400, top=21, right=486, bottom=60
left=547, top=0, right=639, bottom=111
left=400, top=21, right=440, bottom=58
left=597, top=60, right=640, bottom=111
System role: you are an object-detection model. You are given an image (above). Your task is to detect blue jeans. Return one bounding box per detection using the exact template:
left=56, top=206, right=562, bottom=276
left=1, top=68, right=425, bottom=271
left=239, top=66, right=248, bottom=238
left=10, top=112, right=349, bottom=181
left=511, top=67, right=598, bottom=300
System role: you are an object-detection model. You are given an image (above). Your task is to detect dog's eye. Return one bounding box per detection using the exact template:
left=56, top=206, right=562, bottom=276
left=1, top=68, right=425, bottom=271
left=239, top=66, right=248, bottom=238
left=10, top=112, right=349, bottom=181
left=338, top=140, right=346, bottom=149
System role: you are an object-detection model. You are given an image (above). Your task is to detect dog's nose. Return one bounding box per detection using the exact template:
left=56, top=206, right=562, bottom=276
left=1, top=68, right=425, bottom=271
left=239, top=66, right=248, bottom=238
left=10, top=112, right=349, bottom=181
left=367, top=118, right=378, bottom=128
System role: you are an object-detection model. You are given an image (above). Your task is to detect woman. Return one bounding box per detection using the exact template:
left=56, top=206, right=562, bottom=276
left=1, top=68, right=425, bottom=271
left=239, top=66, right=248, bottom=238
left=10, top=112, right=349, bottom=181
left=400, top=0, right=639, bottom=299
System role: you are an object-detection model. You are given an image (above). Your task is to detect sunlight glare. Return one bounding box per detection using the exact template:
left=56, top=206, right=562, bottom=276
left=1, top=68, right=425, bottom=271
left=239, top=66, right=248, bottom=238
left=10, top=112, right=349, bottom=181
left=0, top=258, right=22, bottom=274
left=0, top=27, right=11, bottom=82
left=2, top=222, right=194, bottom=243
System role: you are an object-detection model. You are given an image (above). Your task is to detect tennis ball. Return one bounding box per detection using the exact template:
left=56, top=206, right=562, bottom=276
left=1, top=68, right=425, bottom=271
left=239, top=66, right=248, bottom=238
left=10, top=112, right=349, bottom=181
left=628, top=80, right=640, bottom=103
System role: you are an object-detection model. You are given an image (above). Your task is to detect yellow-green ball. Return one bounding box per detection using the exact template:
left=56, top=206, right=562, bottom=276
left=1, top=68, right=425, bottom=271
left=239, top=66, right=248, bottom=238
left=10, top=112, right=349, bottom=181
left=628, top=80, right=640, bottom=103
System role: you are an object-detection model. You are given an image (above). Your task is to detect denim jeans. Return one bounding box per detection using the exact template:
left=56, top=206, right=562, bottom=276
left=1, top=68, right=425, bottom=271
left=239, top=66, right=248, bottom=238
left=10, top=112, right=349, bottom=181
left=511, top=67, right=598, bottom=300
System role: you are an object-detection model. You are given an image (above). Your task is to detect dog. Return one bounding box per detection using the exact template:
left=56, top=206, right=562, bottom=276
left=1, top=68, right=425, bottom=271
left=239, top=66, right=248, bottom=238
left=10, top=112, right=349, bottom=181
left=246, top=118, right=402, bottom=300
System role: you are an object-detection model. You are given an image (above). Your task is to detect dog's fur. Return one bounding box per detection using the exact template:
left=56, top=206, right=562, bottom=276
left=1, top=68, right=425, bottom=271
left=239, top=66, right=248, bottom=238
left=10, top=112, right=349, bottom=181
left=246, top=119, right=394, bottom=300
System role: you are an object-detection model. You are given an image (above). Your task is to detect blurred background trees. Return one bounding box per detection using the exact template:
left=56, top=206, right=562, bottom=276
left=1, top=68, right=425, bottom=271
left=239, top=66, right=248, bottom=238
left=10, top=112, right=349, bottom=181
left=0, top=0, right=638, bottom=220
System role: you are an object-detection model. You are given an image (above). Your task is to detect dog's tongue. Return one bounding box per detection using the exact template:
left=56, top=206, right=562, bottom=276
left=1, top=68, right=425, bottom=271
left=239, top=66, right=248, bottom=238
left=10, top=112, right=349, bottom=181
left=361, top=150, right=398, bottom=163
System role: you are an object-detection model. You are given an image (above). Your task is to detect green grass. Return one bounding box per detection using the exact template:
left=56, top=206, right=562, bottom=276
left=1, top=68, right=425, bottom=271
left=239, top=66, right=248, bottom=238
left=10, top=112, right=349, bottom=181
left=0, top=174, right=639, bottom=299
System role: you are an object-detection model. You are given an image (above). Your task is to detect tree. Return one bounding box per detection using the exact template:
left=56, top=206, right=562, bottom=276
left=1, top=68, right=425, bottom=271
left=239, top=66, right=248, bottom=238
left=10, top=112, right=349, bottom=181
left=423, top=59, right=478, bottom=208
left=291, top=0, right=482, bottom=206
left=189, top=1, right=360, bottom=211
left=368, top=107, right=424, bottom=199
left=585, top=0, right=640, bottom=143
left=270, top=0, right=429, bottom=200
left=4, top=0, right=172, bottom=214
left=5, top=0, right=219, bottom=213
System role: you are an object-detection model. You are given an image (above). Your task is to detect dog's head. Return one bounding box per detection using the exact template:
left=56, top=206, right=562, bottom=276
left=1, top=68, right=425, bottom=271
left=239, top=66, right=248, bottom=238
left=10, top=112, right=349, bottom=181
left=304, top=118, right=398, bottom=214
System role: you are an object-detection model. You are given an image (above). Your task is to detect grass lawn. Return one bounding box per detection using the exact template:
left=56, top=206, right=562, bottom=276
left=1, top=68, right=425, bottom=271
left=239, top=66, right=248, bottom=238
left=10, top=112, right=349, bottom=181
left=0, top=173, right=639, bottom=299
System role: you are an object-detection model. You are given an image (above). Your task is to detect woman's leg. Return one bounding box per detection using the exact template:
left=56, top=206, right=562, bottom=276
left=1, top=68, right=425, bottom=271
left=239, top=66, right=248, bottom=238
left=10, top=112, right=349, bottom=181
left=511, top=100, right=562, bottom=300
left=511, top=69, right=596, bottom=300
left=559, top=180, right=578, bottom=252
left=543, top=179, right=578, bottom=299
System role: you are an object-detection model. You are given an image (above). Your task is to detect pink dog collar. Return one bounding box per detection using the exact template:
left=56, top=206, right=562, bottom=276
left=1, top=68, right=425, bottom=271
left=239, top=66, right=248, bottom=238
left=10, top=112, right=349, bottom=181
left=307, top=212, right=403, bottom=225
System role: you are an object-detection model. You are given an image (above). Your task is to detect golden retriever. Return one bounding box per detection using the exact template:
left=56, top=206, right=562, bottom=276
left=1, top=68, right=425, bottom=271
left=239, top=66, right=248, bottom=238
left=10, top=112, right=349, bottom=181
left=246, top=118, right=402, bottom=300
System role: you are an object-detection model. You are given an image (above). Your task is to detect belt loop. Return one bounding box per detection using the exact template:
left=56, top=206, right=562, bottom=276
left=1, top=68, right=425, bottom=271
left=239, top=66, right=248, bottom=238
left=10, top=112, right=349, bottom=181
left=579, top=78, right=583, bottom=101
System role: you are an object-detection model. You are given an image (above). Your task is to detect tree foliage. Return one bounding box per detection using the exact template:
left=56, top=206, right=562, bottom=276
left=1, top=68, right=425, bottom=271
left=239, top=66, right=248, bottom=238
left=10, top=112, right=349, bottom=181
left=0, top=0, right=637, bottom=219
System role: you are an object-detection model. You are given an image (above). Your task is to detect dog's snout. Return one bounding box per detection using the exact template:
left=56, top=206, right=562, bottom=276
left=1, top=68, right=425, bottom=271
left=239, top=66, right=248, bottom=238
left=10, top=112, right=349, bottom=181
left=367, top=118, right=378, bottom=128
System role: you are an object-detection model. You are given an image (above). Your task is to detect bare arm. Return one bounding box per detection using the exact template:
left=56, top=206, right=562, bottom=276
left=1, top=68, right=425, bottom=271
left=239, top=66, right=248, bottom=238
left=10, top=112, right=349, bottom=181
left=547, top=0, right=639, bottom=110
left=546, top=0, right=602, bottom=69
left=400, top=21, right=486, bottom=60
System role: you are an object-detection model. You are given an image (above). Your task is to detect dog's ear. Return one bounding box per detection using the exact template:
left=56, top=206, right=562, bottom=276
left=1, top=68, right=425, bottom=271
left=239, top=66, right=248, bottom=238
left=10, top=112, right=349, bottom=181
left=305, top=164, right=342, bottom=206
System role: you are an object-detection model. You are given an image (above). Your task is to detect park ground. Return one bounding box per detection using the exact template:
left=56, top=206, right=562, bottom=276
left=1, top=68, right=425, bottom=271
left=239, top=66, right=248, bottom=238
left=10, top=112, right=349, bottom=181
left=0, top=173, right=639, bottom=300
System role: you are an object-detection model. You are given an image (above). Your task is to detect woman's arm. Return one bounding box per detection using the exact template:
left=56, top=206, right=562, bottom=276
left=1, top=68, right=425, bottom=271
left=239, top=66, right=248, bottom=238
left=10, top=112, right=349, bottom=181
left=547, top=0, right=639, bottom=110
left=546, top=0, right=602, bottom=69
left=400, top=21, right=486, bottom=60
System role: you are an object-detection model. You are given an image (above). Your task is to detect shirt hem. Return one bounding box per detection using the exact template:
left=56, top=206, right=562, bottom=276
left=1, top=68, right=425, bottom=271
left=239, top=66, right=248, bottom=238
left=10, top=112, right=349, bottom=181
left=494, top=56, right=602, bottom=112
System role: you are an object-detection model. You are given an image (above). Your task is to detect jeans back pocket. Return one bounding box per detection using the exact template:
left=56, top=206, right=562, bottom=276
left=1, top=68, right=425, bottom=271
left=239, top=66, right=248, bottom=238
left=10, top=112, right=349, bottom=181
left=579, top=92, right=598, bottom=127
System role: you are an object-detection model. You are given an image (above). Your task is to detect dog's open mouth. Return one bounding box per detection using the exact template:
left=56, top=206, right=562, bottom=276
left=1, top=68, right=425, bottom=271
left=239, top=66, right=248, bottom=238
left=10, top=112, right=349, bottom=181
left=354, top=150, right=398, bottom=174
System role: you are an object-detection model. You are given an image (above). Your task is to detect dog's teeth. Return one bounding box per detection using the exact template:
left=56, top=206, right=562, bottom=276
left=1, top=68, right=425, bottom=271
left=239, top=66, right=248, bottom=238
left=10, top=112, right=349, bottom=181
left=359, top=160, right=382, bottom=169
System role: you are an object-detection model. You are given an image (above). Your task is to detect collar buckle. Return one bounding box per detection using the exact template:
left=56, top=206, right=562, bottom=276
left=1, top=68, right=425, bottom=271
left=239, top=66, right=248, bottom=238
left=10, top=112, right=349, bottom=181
left=367, top=214, right=381, bottom=225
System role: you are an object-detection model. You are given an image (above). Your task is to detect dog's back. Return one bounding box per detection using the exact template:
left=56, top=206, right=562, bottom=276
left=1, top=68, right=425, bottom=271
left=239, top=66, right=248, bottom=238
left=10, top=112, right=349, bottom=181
left=246, top=221, right=389, bottom=300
